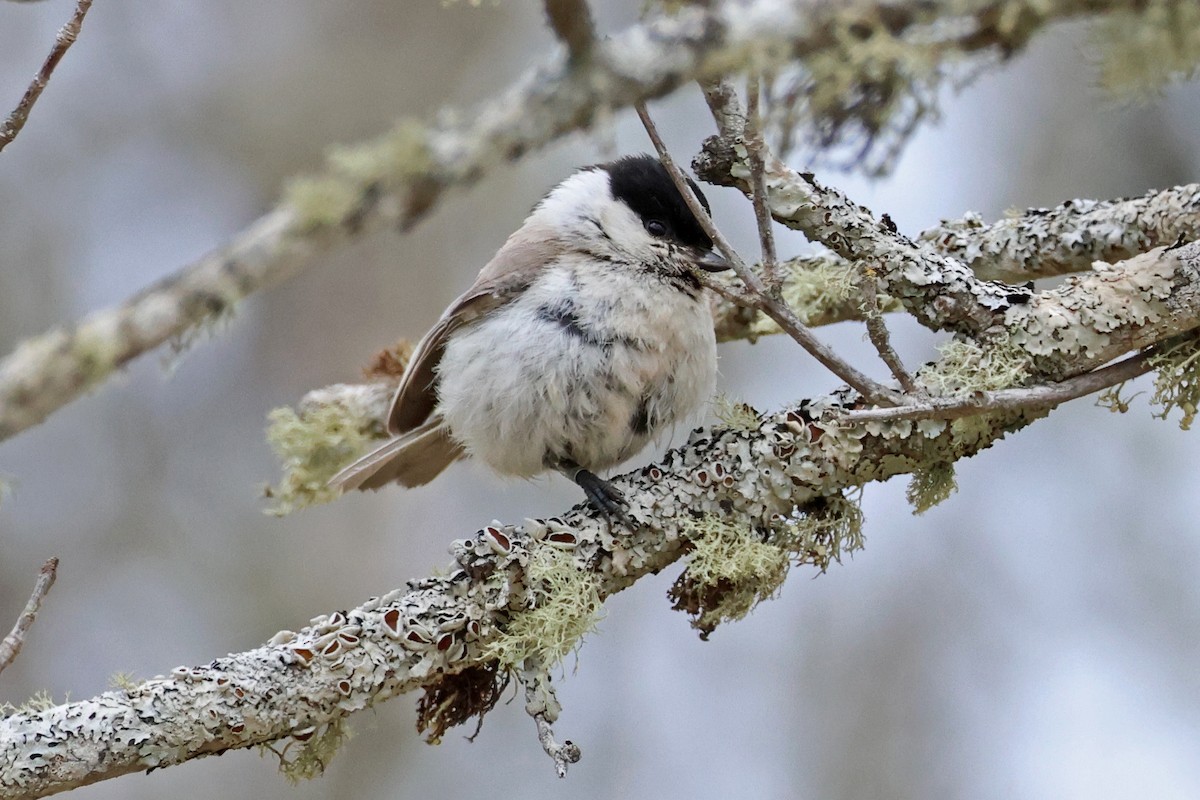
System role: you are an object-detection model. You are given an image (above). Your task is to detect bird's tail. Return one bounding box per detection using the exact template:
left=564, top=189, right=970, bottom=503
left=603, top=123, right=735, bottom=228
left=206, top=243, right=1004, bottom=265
left=329, top=417, right=464, bottom=492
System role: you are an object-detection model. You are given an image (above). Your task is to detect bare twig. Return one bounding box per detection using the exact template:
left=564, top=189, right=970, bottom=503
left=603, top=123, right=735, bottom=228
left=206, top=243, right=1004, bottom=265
left=0, top=557, right=59, bottom=676
left=0, top=0, right=93, bottom=153
left=522, top=673, right=581, bottom=778
left=704, top=75, right=921, bottom=390
left=744, top=75, right=780, bottom=292
left=544, top=0, right=595, bottom=62
left=841, top=349, right=1157, bottom=424
left=859, top=267, right=922, bottom=395
left=634, top=100, right=901, bottom=406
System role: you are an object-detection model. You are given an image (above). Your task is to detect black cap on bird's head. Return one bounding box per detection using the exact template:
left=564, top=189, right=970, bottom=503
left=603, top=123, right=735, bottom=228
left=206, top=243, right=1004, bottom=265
left=601, top=154, right=731, bottom=272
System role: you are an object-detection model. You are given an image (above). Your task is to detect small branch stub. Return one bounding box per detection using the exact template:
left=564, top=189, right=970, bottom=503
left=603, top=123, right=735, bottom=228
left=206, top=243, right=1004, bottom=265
left=0, top=0, right=93, bottom=153
left=522, top=667, right=581, bottom=778
left=0, top=557, right=59, bottom=675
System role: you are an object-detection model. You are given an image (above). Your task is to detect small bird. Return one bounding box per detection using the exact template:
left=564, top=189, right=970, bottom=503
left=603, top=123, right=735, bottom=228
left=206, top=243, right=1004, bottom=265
left=330, top=154, right=730, bottom=520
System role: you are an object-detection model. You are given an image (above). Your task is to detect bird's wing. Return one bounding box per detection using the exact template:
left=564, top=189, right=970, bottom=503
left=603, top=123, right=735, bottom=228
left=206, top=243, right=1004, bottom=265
left=387, top=224, right=564, bottom=435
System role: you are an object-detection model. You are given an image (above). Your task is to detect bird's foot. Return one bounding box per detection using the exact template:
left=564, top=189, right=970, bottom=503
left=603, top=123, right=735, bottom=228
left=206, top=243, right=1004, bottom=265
left=565, top=466, right=636, bottom=529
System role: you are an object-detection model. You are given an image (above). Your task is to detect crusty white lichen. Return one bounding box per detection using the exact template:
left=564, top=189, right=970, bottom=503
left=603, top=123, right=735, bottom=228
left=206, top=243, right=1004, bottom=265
left=1005, top=247, right=1177, bottom=363
left=925, top=185, right=1200, bottom=282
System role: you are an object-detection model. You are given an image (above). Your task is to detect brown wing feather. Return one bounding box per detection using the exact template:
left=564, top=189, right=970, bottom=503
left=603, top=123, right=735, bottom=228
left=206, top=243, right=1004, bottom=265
left=331, top=416, right=463, bottom=491
left=386, top=222, right=563, bottom=435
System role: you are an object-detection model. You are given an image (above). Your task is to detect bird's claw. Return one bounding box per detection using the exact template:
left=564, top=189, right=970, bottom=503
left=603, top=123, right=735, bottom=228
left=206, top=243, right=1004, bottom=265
left=572, top=468, right=637, bottom=530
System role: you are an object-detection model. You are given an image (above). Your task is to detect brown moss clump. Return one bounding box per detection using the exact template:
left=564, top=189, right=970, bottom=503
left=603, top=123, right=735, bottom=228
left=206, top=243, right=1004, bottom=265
left=415, top=663, right=510, bottom=745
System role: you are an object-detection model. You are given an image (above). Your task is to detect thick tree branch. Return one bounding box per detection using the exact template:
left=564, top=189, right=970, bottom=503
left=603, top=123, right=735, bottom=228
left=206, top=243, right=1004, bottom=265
left=708, top=185, right=1200, bottom=343
left=923, top=184, right=1200, bottom=281
left=0, top=0, right=92, bottom=153
left=695, top=106, right=1032, bottom=340
left=0, top=389, right=1034, bottom=798
left=0, top=558, right=58, bottom=676
left=7, top=237, right=1200, bottom=797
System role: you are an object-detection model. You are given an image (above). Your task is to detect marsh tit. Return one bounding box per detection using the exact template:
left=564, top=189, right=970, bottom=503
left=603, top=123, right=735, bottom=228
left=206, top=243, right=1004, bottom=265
left=331, top=154, right=731, bottom=520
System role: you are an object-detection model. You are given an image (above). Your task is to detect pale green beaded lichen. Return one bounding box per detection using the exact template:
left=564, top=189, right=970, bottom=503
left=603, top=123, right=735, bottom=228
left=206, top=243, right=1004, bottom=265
left=920, top=335, right=1032, bottom=396
left=907, top=461, right=958, bottom=514
left=263, top=402, right=384, bottom=516
left=484, top=544, right=604, bottom=671
left=1148, top=335, right=1200, bottom=430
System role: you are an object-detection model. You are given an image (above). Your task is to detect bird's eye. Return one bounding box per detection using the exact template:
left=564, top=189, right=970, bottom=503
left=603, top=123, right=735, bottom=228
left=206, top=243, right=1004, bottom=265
left=645, top=219, right=668, bottom=237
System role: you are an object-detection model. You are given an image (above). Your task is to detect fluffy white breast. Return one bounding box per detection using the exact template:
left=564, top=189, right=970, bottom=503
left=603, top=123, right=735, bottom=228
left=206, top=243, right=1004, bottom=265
left=435, top=255, right=717, bottom=478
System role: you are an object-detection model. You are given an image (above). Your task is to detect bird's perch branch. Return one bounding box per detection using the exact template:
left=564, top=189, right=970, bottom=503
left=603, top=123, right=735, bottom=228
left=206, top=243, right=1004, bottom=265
left=5, top=227, right=1200, bottom=795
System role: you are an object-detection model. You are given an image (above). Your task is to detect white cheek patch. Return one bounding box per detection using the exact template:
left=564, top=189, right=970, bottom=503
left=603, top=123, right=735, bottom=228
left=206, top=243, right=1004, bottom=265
left=598, top=200, right=660, bottom=262
left=533, top=168, right=662, bottom=262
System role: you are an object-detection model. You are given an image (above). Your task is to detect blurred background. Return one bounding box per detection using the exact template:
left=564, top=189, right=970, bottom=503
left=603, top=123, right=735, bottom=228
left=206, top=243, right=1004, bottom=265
left=2, top=2, right=1200, bottom=798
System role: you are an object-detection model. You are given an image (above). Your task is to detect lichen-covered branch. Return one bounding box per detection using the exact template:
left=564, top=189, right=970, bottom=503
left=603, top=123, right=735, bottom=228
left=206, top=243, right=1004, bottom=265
left=0, top=211, right=300, bottom=441
left=0, top=0, right=92, bottom=153
left=708, top=185, right=1200, bottom=343
left=695, top=116, right=1034, bottom=340
left=543, top=0, right=595, bottom=63
left=0, top=0, right=1158, bottom=445
left=8, top=237, right=1200, bottom=797
left=923, top=184, right=1200, bottom=281
left=0, top=379, right=1037, bottom=798
left=0, top=0, right=839, bottom=444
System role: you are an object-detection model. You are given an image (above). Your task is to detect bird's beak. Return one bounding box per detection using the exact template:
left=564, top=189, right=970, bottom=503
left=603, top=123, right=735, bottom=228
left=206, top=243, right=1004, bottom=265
left=694, top=248, right=732, bottom=273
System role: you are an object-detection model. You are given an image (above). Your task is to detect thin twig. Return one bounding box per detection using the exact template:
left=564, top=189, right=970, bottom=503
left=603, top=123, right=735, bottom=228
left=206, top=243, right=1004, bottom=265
left=529, top=704, right=581, bottom=778
left=705, top=76, right=919, bottom=392
left=841, top=349, right=1156, bottom=424
left=544, top=0, right=596, bottom=62
left=634, top=100, right=901, bottom=406
left=0, top=0, right=93, bottom=153
left=860, top=265, right=922, bottom=395
left=521, top=670, right=581, bottom=778
left=0, top=557, right=59, bottom=676
left=744, top=74, right=780, bottom=293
